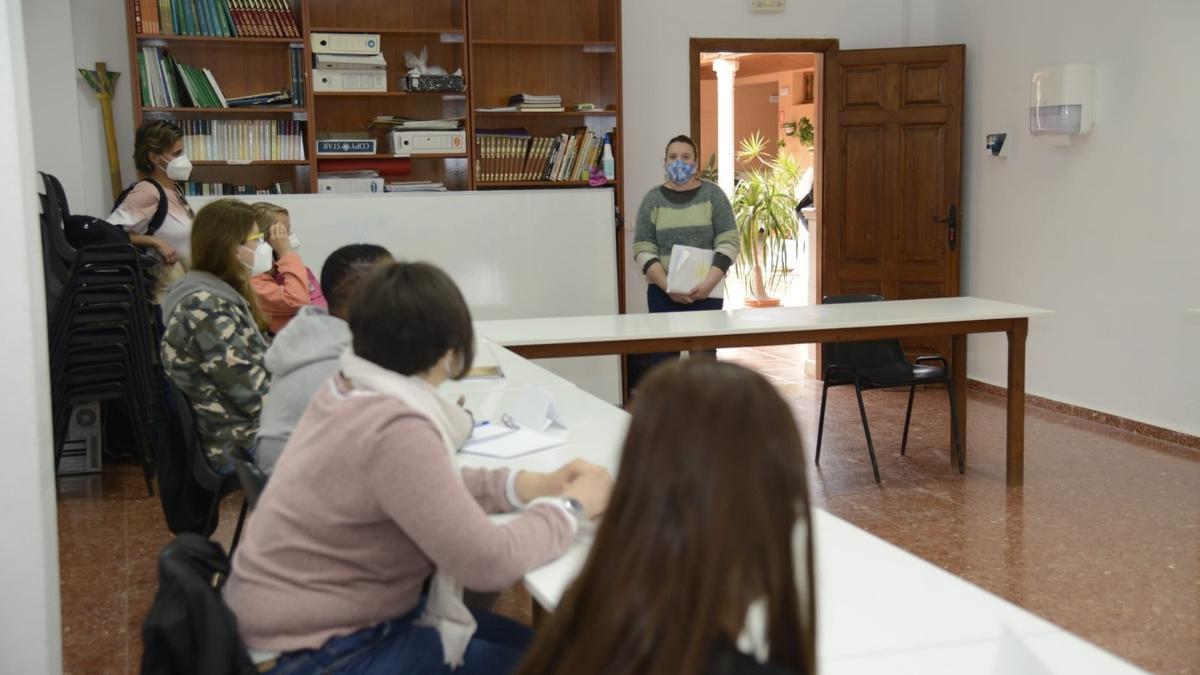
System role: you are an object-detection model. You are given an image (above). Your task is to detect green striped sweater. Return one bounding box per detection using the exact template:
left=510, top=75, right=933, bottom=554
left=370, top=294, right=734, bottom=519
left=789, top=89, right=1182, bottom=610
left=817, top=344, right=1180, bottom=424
left=633, top=181, right=740, bottom=276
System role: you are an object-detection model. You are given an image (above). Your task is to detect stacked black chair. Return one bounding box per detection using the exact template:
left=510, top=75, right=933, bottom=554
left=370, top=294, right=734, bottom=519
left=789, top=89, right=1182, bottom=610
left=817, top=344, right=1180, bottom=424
left=815, top=293, right=964, bottom=483
left=39, top=172, right=162, bottom=495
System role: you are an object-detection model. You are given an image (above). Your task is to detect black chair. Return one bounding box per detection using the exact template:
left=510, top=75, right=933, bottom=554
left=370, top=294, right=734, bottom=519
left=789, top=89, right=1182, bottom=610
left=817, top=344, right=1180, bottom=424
left=227, top=446, right=267, bottom=512
left=165, top=382, right=248, bottom=555
left=815, top=294, right=964, bottom=482
left=39, top=172, right=162, bottom=494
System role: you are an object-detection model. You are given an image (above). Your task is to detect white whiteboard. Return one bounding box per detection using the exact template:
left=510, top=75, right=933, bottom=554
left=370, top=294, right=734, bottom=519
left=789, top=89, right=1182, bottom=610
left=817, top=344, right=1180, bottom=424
left=191, top=189, right=622, bottom=403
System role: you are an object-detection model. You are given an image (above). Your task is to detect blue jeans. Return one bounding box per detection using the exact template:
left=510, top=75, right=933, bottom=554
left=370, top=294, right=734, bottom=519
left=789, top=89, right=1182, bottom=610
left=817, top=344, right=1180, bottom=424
left=265, top=602, right=533, bottom=675
left=629, top=285, right=725, bottom=389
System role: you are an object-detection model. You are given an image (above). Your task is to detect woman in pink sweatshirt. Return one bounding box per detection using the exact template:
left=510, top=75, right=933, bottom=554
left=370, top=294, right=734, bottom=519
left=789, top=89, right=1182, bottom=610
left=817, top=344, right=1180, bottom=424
left=224, top=261, right=611, bottom=674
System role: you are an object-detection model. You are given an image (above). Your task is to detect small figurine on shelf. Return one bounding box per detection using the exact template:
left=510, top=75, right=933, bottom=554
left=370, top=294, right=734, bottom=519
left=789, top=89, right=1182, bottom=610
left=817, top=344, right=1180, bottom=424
left=404, top=47, right=456, bottom=77
left=399, top=46, right=466, bottom=93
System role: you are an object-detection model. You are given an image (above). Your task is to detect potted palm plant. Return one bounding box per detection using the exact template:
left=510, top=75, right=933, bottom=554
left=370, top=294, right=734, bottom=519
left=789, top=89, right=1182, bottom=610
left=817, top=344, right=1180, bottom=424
left=731, top=133, right=800, bottom=307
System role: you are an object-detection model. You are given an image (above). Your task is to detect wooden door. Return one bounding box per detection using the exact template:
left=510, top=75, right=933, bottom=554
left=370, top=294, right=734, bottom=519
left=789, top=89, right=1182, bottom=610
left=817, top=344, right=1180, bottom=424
left=821, top=45, right=964, bottom=357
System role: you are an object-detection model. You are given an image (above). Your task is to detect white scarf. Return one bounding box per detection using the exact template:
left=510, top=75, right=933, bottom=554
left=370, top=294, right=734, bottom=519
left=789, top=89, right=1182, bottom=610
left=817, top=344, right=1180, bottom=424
left=339, top=350, right=477, bottom=667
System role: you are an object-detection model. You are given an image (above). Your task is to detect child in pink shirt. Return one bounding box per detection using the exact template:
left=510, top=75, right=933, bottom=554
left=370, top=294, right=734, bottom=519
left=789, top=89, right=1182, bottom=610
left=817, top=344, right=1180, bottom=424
left=248, top=203, right=326, bottom=334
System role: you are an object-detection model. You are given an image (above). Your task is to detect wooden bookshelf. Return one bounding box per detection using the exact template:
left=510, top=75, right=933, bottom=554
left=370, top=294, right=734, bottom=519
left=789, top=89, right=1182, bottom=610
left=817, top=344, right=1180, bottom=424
left=127, top=0, right=311, bottom=194
left=123, top=0, right=623, bottom=241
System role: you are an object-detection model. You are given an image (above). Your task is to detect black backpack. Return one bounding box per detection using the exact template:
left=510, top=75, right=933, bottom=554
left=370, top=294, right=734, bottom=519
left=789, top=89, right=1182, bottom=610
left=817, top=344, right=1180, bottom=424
left=60, top=178, right=170, bottom=250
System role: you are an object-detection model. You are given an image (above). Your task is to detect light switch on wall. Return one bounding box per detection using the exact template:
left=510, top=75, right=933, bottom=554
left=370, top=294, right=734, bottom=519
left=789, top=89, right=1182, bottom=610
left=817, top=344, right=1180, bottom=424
left=750, top=0, right=785, bottom=13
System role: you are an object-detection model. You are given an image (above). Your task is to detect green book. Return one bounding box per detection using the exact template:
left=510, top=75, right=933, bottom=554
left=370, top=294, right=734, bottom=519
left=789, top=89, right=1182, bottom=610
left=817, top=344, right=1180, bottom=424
left=202, top=0, right=218, bottom=36
left=195, top=66, right=218, bottom=107
left=136, top=52, right=150, bottom=106
left=217, top=0, right=236, bottom=37
left=158, top=0, right=173, bottom=34
left=195, top=0, right=210, bottom=36
left=174, top=62, right=197, bottom=106
left=184, top=0, right=199, bottom=35
left=185, top=66, right=208, bottom=107
left=172, top=0, right=185, bottom=36
left=159, top=53, right=178, bottom=106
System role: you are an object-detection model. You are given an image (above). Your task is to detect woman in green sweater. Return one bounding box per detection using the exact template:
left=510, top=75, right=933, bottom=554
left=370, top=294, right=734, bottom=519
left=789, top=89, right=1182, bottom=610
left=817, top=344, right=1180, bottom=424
left=632, top=135, right=740, bottom=380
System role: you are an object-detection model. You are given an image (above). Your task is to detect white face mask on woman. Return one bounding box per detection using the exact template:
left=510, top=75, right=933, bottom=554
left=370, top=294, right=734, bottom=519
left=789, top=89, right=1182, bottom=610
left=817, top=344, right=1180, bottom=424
left=158, top=154, right=193, bottom=182
left=239, top=240, right=274, bottom=276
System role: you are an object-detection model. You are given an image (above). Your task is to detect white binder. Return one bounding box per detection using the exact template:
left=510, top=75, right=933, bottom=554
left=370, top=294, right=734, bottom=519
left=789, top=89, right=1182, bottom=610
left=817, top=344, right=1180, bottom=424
left=312, top=69, right=388, bottom=93
left=310, top=32, right=381, bottom=55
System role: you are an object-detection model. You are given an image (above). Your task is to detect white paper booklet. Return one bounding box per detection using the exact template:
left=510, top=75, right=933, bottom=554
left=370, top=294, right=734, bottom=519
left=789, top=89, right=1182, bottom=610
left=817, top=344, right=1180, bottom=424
left=666, top=244, right=724, bottom=298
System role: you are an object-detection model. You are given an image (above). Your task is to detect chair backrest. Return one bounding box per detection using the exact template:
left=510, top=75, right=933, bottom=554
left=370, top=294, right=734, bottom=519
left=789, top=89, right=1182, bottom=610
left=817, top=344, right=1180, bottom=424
left=159, top=378, right=224, bottom=536
left=226, top=446, right=267, bottom=511
left=820, top=294, right=909, bottom=375
left=139, top=533, right=257, bottom=674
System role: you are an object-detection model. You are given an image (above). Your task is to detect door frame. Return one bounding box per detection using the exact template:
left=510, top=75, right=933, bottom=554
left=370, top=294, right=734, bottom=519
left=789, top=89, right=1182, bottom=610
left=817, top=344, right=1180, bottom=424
left=689, top=37, right=838, bottom=374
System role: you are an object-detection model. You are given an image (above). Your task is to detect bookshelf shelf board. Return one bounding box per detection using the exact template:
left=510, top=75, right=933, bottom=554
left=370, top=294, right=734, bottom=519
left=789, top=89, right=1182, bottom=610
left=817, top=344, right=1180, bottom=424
left=136, top=34, right=301, bottom=46
left=476, top=180, right=614, bottom=189
left=309, top=27, right=464, bottom=36
left=191, top=160, right=310, bottom=166
left=143, top=107, right=307, bottom=115
left=317, top=153, right=468, bottom=161
left=474, top=110, right=617, bottom=117
left=313, top=91, right=466, bottom=98
left=471, top=40, right=617, bottom=48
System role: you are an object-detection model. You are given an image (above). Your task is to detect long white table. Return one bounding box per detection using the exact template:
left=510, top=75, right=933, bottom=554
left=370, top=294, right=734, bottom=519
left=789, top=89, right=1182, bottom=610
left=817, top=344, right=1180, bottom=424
left=477, top=297, right=1053, bottom=487
left=455, top=338, right=1142, bottom=674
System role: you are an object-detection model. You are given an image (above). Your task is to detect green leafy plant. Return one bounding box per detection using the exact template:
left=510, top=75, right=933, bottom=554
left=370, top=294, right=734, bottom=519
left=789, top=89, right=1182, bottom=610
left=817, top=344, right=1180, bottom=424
left=731, top=132, right=800, bottom=302
left=783, top=116, right=815, bottom=149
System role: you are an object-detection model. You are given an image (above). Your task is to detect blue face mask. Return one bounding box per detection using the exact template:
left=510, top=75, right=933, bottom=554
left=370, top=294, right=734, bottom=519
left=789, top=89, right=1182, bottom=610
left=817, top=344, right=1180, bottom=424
left=665, top=159, right=697, bottom=185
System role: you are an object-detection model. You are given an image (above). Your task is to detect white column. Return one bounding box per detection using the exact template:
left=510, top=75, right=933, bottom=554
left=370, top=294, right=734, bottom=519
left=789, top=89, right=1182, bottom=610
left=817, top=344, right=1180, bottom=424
left=0, top=0, right=62, bottom=672
left=712, top=57, right=740, bottom=197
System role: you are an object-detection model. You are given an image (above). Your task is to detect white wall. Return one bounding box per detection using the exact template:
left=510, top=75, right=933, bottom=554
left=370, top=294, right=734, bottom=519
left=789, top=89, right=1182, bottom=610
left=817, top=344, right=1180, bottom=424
left=620, top=0, right=933, bottom=313
left=0, top=0, right=62, bottom=670
left=934, top=0, right=1200, bottom=436
left=71, top=0, right=139, bottom=214
left=22, top=0, right=137, bottom=219
left=21, top=0, right=87, bottom=208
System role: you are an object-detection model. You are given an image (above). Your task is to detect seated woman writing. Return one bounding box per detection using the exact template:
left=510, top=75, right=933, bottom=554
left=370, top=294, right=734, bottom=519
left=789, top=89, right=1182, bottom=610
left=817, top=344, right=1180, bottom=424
left=224, top=261, right=612, bottom=674
left=515, top=360, right=817, bottom=675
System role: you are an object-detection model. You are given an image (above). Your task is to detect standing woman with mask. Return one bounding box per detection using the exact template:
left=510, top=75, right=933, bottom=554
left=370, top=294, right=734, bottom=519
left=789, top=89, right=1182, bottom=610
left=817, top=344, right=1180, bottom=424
left=161, top=198, right=271, bottom=472
left=109, top=120, right=196, bottom=275
left=631, top=135, right=739, bottom=381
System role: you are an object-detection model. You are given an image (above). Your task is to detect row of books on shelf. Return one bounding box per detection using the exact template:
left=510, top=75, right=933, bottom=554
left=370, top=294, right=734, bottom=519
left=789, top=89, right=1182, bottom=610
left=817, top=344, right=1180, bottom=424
left=139, top=46, right=303, bottom=108
left=475, top=129, right=610, bottom=183
left=184, top=181, right=294, bottom=196
left=179, top=119, right=306, bottom=161
left=133, top=0, right=299, bottom=38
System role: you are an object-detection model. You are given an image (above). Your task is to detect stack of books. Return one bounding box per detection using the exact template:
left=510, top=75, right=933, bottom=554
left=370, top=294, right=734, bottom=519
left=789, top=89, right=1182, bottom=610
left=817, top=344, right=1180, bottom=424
left=508, top=93, right=564, bottom=113
left=131, top=0, right=300, bottom=38
left=185, top=180, right=294, bottom=196
left=139, top=46, right=301, bottom=109
left=138, top=47, right=226, bottom=108
left=386, top=181, right=447, bottom=193
left=475, top=128, right=607, bottom=183
left=179, top=119, right=306, bottom=161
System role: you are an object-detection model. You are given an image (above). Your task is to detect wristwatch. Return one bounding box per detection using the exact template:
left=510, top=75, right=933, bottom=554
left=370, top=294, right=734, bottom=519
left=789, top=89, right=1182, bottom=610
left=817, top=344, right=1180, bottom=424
left=562, top=497, right=585, bottom=518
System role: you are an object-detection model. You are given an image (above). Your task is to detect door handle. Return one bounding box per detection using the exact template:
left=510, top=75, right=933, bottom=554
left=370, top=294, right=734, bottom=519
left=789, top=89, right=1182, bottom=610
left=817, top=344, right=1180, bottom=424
left=935, top=205, right=958, bottom=251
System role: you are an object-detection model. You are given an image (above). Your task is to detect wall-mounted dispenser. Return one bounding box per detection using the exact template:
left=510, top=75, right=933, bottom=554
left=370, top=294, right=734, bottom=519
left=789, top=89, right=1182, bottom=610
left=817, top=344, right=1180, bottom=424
left=1030, top=63, right=1094, bottom=136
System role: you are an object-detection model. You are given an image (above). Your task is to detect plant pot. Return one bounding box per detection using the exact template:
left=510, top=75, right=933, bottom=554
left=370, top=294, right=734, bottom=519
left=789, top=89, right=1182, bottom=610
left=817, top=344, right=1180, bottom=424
left=746, top=263, right=781, bottom=307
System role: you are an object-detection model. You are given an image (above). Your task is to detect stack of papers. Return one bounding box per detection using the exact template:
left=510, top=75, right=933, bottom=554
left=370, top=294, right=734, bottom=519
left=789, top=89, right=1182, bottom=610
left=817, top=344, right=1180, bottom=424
left=460, top=423, right=564, bottom=459
left=369, top=116, right=463, bottom=130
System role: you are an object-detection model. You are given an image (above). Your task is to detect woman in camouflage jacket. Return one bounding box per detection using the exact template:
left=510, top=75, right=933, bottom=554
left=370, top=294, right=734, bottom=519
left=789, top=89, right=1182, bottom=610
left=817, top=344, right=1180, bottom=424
left=161, top=199, right=271, bottom=472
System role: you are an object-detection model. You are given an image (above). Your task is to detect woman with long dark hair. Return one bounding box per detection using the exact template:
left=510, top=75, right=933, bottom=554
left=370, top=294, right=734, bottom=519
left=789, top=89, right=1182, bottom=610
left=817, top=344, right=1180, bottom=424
left=515, top=359, right=816, bottom=675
